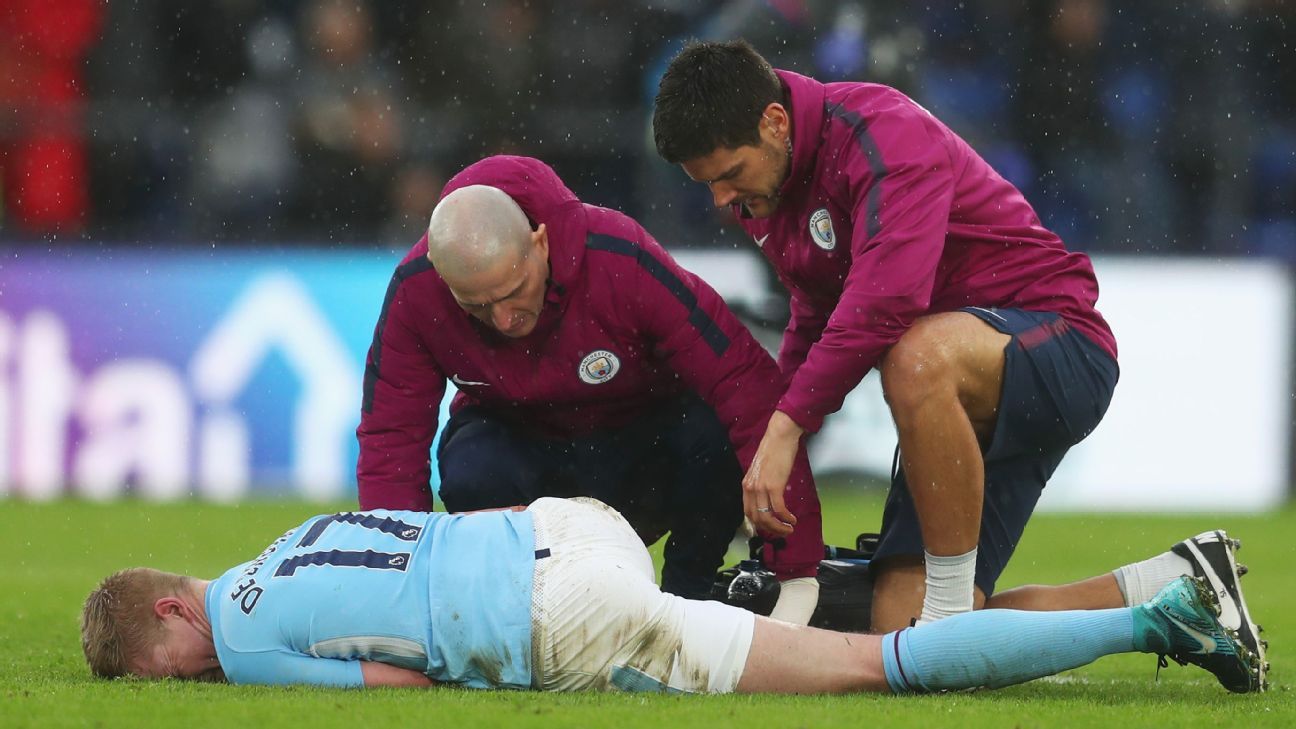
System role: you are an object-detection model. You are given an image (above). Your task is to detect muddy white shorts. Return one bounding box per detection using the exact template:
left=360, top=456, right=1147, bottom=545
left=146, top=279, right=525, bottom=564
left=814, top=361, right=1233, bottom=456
left=527, top=497, right=755, bottom=693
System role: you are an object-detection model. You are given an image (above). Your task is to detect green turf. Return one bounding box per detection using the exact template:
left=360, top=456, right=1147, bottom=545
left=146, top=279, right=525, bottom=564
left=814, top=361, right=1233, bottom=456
left=2, top=488, right=1292, bottom=727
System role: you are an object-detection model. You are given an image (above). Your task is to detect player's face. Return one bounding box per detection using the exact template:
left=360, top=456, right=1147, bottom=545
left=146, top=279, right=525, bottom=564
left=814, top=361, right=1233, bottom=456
left=679, top=107, right=792, bottom=219
left=133, top=621, right=224, bottom=682
left=447, top=225, right=551, bottom=338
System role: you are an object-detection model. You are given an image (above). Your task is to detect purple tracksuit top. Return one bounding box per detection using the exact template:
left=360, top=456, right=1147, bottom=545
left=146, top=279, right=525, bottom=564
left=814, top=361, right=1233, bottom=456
left=357, top=156, right=823, bottom=578
left=738, top=71, right=1118, bottom=433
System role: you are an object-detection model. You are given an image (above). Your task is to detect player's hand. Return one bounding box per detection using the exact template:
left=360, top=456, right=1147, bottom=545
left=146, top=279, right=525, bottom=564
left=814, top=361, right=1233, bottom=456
left=742, top=411, right=802, bottom=537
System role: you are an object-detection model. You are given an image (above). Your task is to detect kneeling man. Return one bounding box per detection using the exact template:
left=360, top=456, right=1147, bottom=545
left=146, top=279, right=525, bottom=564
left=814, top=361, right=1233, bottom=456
left=358, top=155, right=823, bottom=612
left=81, top=499, right=1264, bottom=693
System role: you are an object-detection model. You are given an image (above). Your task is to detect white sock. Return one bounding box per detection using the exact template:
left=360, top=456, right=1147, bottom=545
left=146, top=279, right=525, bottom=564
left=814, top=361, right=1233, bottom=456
left=918, top=548, right=977, bottom=625
left=1112, top=551, right=1193, bottom=606
left=769, top=577, right=820, bottom=625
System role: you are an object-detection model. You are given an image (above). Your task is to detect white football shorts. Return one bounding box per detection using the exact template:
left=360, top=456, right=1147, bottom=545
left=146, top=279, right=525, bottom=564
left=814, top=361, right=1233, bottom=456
left=527, top=496, right=754, bottom=693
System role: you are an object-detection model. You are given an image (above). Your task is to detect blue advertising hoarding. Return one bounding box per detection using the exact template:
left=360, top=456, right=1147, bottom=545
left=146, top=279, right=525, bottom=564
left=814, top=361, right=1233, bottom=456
left=1, top=248, right=1290, bottom=510
left=0, top=248, right=451, bottom=501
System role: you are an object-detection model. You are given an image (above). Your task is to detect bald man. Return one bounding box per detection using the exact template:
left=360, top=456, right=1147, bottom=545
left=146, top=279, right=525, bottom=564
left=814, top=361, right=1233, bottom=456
left=356, top=156, right=824, bottom=615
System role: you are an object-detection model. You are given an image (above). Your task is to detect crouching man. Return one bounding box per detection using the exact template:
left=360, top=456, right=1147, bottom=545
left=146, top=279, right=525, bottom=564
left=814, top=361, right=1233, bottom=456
left=81, top=498, right=1264, bottom=693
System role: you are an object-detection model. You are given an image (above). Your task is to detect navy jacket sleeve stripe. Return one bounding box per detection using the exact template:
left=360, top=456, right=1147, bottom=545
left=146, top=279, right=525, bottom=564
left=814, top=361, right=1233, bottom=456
left=824, top=101, right=889, bottom=239
left=362, top=256, right=435, bottom=413
left=585, top=233, right=730, bottom=356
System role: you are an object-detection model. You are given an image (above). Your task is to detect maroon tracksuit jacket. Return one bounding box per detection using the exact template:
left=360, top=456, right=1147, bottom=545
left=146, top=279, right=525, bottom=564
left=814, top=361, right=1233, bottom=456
left=739, top=70, right=1117, bottom=433
left=358, top=155, right=823, bottom=578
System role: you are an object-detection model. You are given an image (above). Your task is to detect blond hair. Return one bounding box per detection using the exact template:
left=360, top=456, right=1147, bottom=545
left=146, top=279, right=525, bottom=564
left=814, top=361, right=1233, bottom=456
left=81, top=567, right=192, bottom=678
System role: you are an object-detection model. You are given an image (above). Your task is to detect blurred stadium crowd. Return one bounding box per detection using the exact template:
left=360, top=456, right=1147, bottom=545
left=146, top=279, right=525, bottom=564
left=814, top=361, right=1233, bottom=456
left=1, top=0, right=1293, bottom=259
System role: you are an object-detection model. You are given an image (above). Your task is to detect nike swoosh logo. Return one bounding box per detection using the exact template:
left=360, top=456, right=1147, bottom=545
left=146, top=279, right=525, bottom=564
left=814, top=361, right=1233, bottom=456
left=1166, top=614, right=1219, bottom=654
left=754, top=234, right=769, bottom=247
left=966, top=306, right=1008, bottom=323
left=450, top=374, right=489, bottom=387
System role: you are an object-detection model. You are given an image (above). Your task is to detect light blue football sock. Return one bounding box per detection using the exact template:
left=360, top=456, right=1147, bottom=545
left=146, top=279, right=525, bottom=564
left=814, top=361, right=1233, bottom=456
left=881, top=608, right=1136, bottom=692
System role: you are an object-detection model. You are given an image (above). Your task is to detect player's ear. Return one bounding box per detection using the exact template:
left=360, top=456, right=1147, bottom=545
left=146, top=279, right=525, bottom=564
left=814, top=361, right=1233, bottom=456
left=760, top=103, right=790, bottom=142
left=153, top=596, right=185, bottom=620
left=532, top=223, right=549, bottom=257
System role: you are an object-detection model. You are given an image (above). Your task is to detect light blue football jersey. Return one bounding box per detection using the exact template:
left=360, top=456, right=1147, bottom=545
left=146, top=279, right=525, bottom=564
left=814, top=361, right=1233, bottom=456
left=206, top=509, right=535, bottom=688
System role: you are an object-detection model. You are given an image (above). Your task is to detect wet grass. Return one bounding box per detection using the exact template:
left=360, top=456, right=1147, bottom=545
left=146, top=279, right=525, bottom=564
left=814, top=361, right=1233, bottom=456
left=1, top=488, right=1292, bottom=727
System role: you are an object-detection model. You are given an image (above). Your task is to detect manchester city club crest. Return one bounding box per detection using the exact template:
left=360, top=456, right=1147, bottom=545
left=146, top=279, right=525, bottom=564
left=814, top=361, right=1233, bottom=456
left=578, top=350, right=620, bottom=384
left=809, top=207, right=836, bottom=250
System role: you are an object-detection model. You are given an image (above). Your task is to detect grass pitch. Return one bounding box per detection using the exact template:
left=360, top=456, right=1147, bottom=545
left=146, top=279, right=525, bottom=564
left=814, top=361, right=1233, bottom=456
left=2, top=487, right=1293, bottom=728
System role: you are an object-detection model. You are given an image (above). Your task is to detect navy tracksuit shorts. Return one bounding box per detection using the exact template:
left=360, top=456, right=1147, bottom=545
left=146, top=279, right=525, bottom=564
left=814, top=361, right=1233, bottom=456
left=436, top=393, right=743, bottom=600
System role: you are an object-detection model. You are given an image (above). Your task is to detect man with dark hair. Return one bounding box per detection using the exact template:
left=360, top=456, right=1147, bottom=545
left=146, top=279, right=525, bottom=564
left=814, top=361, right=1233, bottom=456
left=356, top=155, right=823, bottom=618
left=650, top=40, right=1261, bottom=663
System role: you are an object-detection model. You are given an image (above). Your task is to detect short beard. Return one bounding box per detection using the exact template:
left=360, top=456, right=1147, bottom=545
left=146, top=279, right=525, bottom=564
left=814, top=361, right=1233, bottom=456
left=766, top=136, right=793, bottom=205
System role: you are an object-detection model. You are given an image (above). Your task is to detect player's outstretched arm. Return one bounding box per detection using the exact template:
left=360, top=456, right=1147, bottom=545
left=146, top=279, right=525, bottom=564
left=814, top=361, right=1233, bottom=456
left=360, top=661, right=437, bottom=688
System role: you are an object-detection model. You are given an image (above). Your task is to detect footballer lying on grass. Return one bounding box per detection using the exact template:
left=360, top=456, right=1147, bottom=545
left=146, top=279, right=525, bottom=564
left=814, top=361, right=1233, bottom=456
left=81, top=498, right=1267, bottom=694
